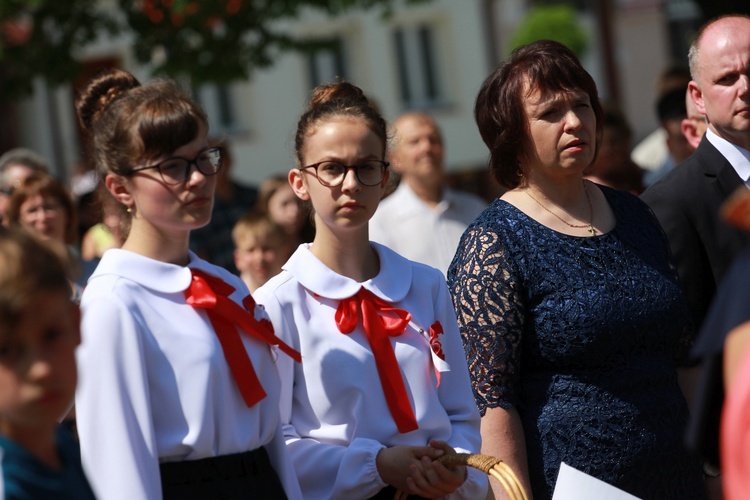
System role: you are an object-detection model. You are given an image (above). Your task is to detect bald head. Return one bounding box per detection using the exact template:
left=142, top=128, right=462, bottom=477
left=393, top=112, right=439, bottom=134
left=389, top=112, right=445, bottom=194
left=0, top=148, right=48, bottom=191
left=687, top=15, right=750, bottom=150
left=689, top=15, right=750, bottom=83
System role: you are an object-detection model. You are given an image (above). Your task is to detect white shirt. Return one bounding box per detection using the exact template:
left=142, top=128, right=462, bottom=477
left=631, top=128, right=669, bottom=172
left=705, top=128, right=750, bottom=185
left=369, top=183, right=486, bottom=275
left=254, top=243, right=487, bottom=500
left=75, top=249, right=302, bottom=500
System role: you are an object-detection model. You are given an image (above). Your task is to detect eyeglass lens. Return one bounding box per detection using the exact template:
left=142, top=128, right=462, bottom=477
left=315, top=161, right=385, bottom=186
left=158, top=148, right=223, bottom=184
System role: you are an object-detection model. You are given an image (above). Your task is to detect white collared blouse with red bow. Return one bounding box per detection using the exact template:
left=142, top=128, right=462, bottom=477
left=254, top=242, right=486, bottom=500
left=76, top=249, right=303, bottom=500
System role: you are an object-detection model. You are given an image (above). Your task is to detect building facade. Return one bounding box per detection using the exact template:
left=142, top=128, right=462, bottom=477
left=4, top=0, right=699, bottom=191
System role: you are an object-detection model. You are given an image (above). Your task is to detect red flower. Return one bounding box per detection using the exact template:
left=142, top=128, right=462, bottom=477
left=242, top=294, right=256, bottom=311
left=429, top=321, right=445, bottom=361
left=258, top=318, right=275, bottom=334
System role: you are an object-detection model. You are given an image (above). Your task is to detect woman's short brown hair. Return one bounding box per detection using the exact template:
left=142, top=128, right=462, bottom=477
left=7, top=174, right=77, bottom=245
left=475, top=40, right=604, bottom=189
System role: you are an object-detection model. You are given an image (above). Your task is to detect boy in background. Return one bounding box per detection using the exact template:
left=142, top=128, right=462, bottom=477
left=0, top=226, right=94, bottom=499
left=232, top=212, right=288, bottom=293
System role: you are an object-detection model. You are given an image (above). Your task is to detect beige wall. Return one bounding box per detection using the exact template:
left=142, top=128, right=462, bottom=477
left=228, top=0, right=492, bottom=187
left=614, top=2, right=673, bottom=144
left=8, top=0, right=676, bottom=188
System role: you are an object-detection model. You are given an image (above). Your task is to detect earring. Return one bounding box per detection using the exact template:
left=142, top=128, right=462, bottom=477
left=126, top=206, right=132, bottom=213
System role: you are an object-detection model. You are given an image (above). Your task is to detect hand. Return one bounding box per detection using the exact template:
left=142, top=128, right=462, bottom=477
left=376, top=444, right=445, bottom=493
left=405, top=440, right=467, bottom=499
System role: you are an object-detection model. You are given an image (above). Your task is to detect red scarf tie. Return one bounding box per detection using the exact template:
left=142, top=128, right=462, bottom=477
left=335, top=288, right=418, bottom=433
left=185, top=269, right=301, bottom=408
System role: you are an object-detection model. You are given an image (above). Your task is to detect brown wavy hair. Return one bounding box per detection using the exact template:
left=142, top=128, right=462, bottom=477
left=475, top=40, right=604, bottom=189
left=74, top=68, right=208, bottom=236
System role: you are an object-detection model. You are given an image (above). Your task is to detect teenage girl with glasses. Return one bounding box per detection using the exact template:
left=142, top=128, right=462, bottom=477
left=73, top=68, right=302, bottom=499
left=254, top=82, right=487, bottom=499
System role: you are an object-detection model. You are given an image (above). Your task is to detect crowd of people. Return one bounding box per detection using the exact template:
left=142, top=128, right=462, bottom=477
left=0, top=12, right=749, bottom=500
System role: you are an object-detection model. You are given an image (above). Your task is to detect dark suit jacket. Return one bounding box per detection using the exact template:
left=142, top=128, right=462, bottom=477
left=641, top=136, right=750, bottom=467
left=641, top=136, right=750, bottom=326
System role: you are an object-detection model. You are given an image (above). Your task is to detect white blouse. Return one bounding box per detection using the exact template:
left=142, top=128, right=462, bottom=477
left=75, top=249, right=302, bottom=500
left=254, top=243, right=487, bottom=500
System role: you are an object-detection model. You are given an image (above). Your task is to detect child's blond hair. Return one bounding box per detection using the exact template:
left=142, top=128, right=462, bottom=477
left=231, top=211, right=287, bottom=249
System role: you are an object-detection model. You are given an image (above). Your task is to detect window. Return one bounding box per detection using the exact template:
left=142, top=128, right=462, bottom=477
left=664, top=0, right=701, bottom=63
left=306, top=37, right=347, bottom=88
left=394, top=23, right=444, bottom=109
left=195, top=84, right=239, bottom=135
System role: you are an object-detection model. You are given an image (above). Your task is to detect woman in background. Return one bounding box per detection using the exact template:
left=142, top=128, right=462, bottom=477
left=7, top=174, right=83, bottom=301
left=257, top=174, right=314, bottom=255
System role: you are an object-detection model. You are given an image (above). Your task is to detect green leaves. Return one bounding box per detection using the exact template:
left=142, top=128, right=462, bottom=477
left=0, top=0, right=431, bottom=100
left=508, top=4, right=588, bottom=58
left=0, top=0, right=118, bottom=99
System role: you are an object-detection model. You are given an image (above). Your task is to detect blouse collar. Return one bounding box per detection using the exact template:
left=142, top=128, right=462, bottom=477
left=283, top=242, right=412, bottom=302
left=91, top=248, right=214, bottom=293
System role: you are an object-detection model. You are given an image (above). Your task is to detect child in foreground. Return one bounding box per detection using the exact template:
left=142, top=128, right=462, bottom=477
left=0, top=226, right=95, bottom=499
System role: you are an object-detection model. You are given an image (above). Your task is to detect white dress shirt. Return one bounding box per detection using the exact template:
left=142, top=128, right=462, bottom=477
left=75, top=249, right=302, bottom=500
left=254, top=243, right=487, bottom=500
left=705, top=128, right=750, bottom=185
left=369, top=183, right=487, bottom=275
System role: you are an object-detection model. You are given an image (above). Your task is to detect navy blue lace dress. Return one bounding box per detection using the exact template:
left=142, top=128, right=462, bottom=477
left=447, top=185, right=705, bottom=499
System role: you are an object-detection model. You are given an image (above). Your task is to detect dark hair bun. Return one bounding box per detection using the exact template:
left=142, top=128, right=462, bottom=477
left=307, top=81, right=370, bottom=112
left=76, top=69, right=141, bottom=131
left=294, top=80, right=386, bottom=165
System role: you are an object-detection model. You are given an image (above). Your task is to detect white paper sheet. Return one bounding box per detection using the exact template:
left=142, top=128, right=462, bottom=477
left=551, top=462, right=642, bottom=500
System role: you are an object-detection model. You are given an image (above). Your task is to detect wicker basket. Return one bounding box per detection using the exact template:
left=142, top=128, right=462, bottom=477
left=394, top=453, right=528, bottom=500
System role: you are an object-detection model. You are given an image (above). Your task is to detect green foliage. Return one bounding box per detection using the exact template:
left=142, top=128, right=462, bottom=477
left=508, top=4, right=588, bottom=58
left=0, top=0, right=430, bottom=101
left=0, top=0, right=119, bottom=99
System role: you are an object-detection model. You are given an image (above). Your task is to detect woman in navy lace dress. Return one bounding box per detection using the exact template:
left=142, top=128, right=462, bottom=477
left=447, top=40, right=705, bottom=499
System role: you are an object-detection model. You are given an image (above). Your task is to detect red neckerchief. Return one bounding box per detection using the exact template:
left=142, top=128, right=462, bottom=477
left=335, top=288, right=418, bottom=433
left=185, top=269, right=301, bottom=407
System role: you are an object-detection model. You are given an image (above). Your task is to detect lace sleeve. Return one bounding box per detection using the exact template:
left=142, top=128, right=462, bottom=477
left=448, top=222, right=526, bottom=416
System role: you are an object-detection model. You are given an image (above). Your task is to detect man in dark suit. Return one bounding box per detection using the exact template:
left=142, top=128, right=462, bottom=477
left=641, top=14, right=750, bottom=492
left=642, top=137, right=750, bottom=323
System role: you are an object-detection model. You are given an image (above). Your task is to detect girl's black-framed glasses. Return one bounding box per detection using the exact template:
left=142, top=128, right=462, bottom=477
left=128, top=147, right=225, bottom=185
left=300, top=160, right=389, bottom=187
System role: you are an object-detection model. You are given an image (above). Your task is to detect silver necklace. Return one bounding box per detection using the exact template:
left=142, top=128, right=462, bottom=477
left=525, top=182, right=596, bottom=235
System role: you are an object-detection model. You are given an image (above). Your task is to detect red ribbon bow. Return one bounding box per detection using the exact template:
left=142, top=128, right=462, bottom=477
left=335, top=288, right=417, bottom=433
left=185, top=269, right=301, bottom=408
